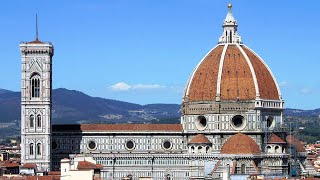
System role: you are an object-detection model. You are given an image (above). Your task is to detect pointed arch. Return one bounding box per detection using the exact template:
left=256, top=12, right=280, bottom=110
left=37, top=143, right=42, bottom=155
left=30, top=73, right=41, bottom=98
left=37, top=114, right=41, bottom=127
left=29, top=143, right=34, bottom=155
left=29, top=115, right=34, bottom=128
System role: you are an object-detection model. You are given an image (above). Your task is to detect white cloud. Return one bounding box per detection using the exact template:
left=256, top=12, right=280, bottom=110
left=132, top=84, right=164, bottom=90
left=278, top=81, right=288, bottom=87
left=110, top=82, right=165, bottom=91
left=111, top=82, right=132, bottom=91
left=300, top=87, right=312, bottom=94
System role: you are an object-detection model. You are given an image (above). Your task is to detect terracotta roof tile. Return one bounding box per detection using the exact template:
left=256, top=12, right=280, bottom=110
left=188, top=134, right=212, bottom=144
left=220, top=45, right=256, bottom=101
left=267, top=134, right=286, bottom=144
left=27, top=38, right=45, bottom=44
left=21, top=163, right=37, bottom=169
left=286, top=135, right=306, bottom=152
left=48, top=171, right=60, bottom=175
left=185, top=44, right=280, bottom=102
left=242, top=46, right=279, bottom=100
left=0, top=160, right=19, bottom=168
left=26, top=176, right=56, bottom=180
left=77, top=161, right=103, bottom=170
left=53, top=124, right=182, bottom=132
left=220, top=133, right=261, bottom=154
left=188, top=45, right=223, bottom=101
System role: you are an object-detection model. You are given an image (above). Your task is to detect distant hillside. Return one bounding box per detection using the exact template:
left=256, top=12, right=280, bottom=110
left=0, top=88, right=181, bottom=124
left=1, top=88, right=320, bottom=141
left=0, top=89, right=14, bottom=94
left=1, top=88, right=320, bottom=124
left=285, top=108, right=320, bottom=117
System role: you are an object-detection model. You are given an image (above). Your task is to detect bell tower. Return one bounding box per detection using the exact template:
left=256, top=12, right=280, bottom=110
left=20, top=16, right=54, bottom=172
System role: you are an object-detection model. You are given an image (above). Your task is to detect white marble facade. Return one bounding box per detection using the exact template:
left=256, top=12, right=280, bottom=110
left=20, top=40, right=54, bottom=172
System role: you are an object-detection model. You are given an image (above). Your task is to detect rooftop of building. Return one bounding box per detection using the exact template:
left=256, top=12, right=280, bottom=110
left=220, top=133, right=261, bottom=154
left=52, top=123, right=183, bottom=132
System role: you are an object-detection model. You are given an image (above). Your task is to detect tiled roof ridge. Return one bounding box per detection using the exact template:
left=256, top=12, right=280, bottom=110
left=77, top=160, right=103, bottom=170
left=268, top=133, right=286, bottom=144
left=53, top=123, right=183, bottom=132
left=188, top=134, right=212, bottom=144
left=220, top=132, right=261, bottom=154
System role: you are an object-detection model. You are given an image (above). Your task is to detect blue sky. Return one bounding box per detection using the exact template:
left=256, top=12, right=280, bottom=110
left=0, top=1, right=319, bottom=109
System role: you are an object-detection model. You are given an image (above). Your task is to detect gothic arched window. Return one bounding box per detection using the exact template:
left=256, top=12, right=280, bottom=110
left=30, top=115, right=34, bottom=128
left=37, top=143, right=41, bottom=155
left=30, top=74, right=41, bottom=98
left=166, top=174, right=171, bottom=180
left=37, top=115, right=41, bottom=127
left=29, top=143, right=34, bottom=155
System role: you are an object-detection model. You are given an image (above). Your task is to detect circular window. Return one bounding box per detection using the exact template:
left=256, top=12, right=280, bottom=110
left=231, top=115, right=245, bottom=130
left=162, top=140, right=172, bottom=150
left=267, top=116, right=274, bottom=128
left=125, top=140, right=135, bottom=150
left=195, top=116, right=207, bottom=130
left=52, top=140, right=58, bottom=150
left=88, top=141, right=97, bottom=150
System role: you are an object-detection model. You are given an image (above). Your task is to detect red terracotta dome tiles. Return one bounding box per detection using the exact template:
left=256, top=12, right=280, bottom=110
left=188, top=134, right=212, bottom=144
left=220, top=45, right=256, bottom=101
left=188, top=45, right=223, bottom=101
left=220, top=133, right=261, bottom=154
left=242, top=46, right=279, bottom=100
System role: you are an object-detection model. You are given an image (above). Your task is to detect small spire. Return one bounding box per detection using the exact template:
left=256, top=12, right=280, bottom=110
left=36, top=14, right=39, bottom=41
left=218, top=3, right=242, bottom=44
left=27, top=14, right=44, bottom=44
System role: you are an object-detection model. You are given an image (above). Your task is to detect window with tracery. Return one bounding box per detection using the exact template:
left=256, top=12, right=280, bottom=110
left=30, top=74, right=41, bottom=98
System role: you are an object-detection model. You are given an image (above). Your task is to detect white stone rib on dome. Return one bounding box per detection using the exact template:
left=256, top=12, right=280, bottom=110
left=216, top=44, right=228, bottom=99
left=243, top=45, right=282, bottom=100
left=237, top=44, right=260, bottom=98
left=183, top=44, right=220, bottom=100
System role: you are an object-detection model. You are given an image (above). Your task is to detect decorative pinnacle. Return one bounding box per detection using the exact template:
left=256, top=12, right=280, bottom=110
left=228, top=3, right=232, bottom=13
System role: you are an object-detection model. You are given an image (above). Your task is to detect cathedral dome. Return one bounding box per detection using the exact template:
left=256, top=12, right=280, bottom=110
left=183, top=5, right=281, bottom=103
left=188, top=134, right=212, bottom=145
left=220, top=133, right=261, bottom=154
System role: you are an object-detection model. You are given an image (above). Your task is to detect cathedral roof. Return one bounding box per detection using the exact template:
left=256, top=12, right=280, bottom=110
left=183, top=4, right=281, bottom=103
left=220, top=133, right=261, bottom=154
left=53, top=124, right=182, bottom=132
left=188, top=134, right=212, bottom=144
left=267, top=134, right=286, bottom=144
left=77, top=161, right=103, bottom=170
left=286, top=135, right=306, bottom=152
